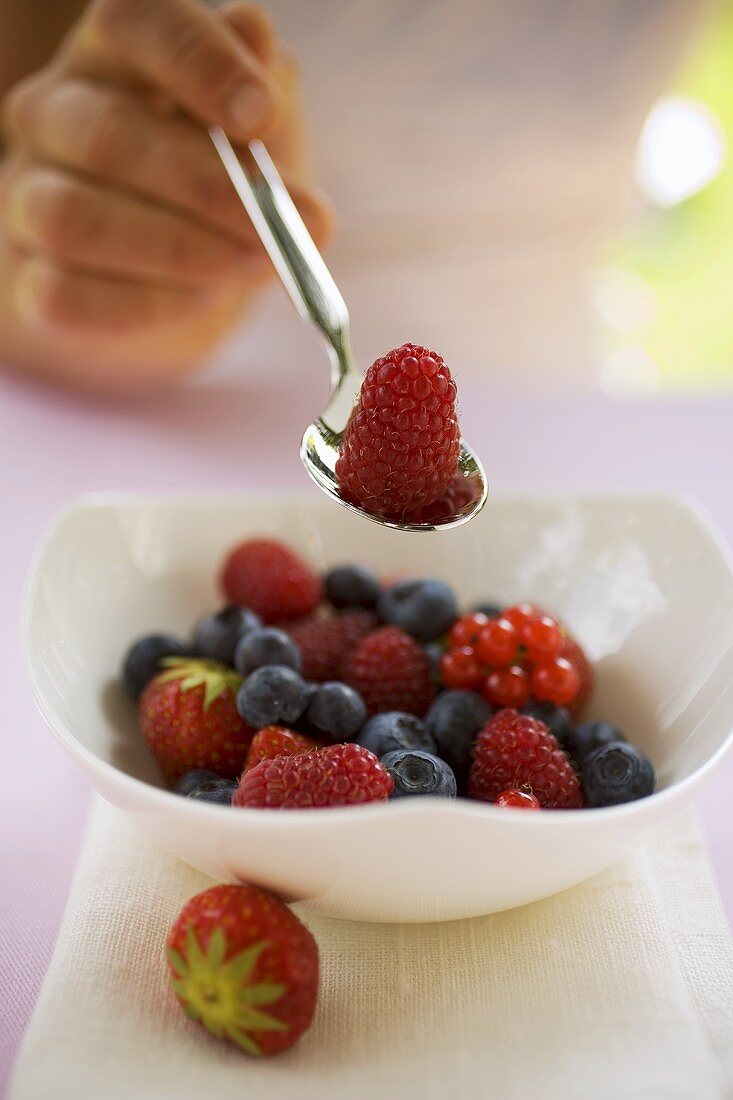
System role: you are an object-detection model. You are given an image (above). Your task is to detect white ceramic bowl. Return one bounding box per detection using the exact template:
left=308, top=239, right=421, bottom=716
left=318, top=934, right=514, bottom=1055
left=25, top=493, right=733, bottom=923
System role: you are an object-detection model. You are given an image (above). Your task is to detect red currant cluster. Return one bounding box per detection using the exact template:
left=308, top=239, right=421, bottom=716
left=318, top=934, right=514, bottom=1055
left=440, top=603, right=581, bottom=708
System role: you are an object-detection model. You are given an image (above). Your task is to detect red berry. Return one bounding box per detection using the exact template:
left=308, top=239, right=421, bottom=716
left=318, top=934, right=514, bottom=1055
left=167, top=884, right=318, bottom=1055
left=475, top=617, right=519, bottom=667
left=335, top=343, right=461, bottom=520
left=282, top=610, right=377, bottom=682
left=530, top=656, right=580, bottom=706
left=502, top=603, right=538, bottom=633
left=244, top=727, right=322, bottom=772
left=220, top=538, right=322, bottom=623
left=560, top=635, right=594, bottom=717
left=495, top=788, right=541, bottom=810
left=234, top=742, right=393, bottom=809
left=481, top=665, right=530, bottom=708
left=440, top=647, right=483, bottom=689
left=343, top=625, right=435, bottom=716
left=469, top=709, right=584, bottom=809
left=521, top=615, right=563, bottom=661
left=138, top=658, right=254, bottom=784
left=449, top=613, right=489, bottom=648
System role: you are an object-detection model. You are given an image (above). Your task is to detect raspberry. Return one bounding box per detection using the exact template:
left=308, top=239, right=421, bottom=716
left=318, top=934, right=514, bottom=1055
left=404, top=471, right=482, bottom=525
left=561, top=635, right=594, bottom=717
left=283, top=610, right=377, bottom=682
left=335, top=343, right=461, bottom=520
left=220, top=538, right=322, bottom=623
left=233, top=742, right=393, bottom=808
left=244, top=727, right=322, bottom=772
left=343, top=625, right=435, bottom=717
left=469, top=708, right=585, bottom=809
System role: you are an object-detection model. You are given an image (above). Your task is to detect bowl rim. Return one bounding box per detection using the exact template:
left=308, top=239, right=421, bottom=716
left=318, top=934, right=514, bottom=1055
left=23, top=489, right=733, bottom=829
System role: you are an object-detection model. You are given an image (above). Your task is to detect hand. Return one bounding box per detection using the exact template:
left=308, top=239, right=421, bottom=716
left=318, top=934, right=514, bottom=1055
left=0, top=0, right=333, bottom=393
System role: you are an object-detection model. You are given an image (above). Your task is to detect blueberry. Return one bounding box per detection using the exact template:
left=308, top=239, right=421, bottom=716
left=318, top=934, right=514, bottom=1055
left=236, top=665, right=309, bottom=728
left=187, top=778, right=238, bottom=805
left=174, top=768, right=219, bottom=796
left=581, top=742, right=655, bottom=807
left=234, top=627, right=301, bottom=676
left=521, top=701, right=574, bottom=747
left=122, top=634, right=189, bottom=700
left=194, top=605, right=261, bottom=665
left=324, top=564, right=381, bottom=610
left=358, top=712, right=437, bottom=757
left=567, top=720, right=626, bottom=764
left=307, top=682, right=367, bottom=741
left=378, top=579, right=458, bottom=643
left=425, top=690, right=492, bottom=788
left=381, top=749, right=457, bottom=799
left=471, top=603, right=502, bottom=619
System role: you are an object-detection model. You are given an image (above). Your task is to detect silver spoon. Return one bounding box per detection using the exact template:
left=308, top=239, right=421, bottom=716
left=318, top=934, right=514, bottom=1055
left=210, top=127, right=488, bottom=531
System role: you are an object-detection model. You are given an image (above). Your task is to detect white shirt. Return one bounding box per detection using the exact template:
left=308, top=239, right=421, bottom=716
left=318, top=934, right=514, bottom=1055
left=222, top=0, right=707, bottom=386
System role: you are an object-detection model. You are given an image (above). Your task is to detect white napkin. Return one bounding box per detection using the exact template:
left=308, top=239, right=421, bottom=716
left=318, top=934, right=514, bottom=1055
left=9, top=797, right=733, bottom=1100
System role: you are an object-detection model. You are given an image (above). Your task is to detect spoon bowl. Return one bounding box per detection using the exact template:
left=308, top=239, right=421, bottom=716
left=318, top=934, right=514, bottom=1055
left=210, top=128, right=488, bottom=531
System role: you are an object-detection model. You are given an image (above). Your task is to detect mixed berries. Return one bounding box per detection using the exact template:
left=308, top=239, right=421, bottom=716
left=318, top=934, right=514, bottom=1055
left=122, top=535, right=656, bottom=814
left=122, top=535, right=659, bottom=1057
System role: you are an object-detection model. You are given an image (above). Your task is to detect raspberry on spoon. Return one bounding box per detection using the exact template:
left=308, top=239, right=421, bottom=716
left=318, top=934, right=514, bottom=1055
left=335, top=343, right=461, bottom=521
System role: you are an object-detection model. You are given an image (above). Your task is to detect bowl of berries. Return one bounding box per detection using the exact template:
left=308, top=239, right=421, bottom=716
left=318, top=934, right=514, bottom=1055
left=25, top=492, right=733, bottom=922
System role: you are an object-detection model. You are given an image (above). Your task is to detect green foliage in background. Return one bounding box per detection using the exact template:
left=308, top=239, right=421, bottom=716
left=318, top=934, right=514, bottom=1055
left=607, top=4, right=733, bottom=388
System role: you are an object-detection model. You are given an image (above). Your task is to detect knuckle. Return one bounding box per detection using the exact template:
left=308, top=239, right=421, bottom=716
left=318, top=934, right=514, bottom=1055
left=164, top=21, right=233, bottom=91
left=35, top=177, right=98, bottom=254
left=1, top=73, right=44, bottom=139
left=23, top=261, right=77, bottom=329
left=87, top=0, right=139, bottom=38
left=84, top=97, right=134, bottom=176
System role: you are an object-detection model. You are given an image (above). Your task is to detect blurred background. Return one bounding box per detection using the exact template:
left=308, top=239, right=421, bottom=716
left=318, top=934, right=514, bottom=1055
left=597, top=1, right=733, bottom=393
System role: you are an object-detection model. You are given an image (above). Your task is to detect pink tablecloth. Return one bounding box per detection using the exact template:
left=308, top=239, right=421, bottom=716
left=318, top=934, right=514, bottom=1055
left=1, top=365, right=732, bottom=1094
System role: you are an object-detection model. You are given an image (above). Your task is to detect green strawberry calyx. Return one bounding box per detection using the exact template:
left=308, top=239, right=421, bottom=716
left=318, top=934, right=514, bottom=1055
left=167, top=926, right=288, bottom=1055
left=158, top=658, right=242, bottom=711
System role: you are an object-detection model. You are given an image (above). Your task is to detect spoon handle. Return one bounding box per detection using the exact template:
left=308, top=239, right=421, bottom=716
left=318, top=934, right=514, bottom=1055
left=210, top=127, right=352, bottom=373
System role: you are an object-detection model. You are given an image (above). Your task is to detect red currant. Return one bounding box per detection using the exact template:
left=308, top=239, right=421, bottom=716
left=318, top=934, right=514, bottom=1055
left=495, top=788, right=541, bottom=810
left=475, top=618, right=519, bottom=668
left=530, top=657, right=580, bottom=706
left=502, top=603, right=538, bottom=633
left=449, top=612, right=489, bottom=649
left=522, top=615, right=563, bottom=661
left=481, top=665, right=530, bottom=708
left=441, top=647, right=483, bottom=689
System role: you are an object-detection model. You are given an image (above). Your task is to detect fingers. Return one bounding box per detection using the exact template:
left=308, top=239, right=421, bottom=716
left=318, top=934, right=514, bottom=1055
left=3, top=163, right=267, bottom=284
left=8, top=247, right=207, bottom=336
left=67, top=0, right=282, bottom=141
left=219, top=2, right=278, bottom=66
left=4, top=77, right=334, bottom=256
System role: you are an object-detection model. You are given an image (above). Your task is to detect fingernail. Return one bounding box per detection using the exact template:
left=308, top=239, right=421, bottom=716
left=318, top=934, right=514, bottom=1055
left=226, top=82, right=272, bottom=131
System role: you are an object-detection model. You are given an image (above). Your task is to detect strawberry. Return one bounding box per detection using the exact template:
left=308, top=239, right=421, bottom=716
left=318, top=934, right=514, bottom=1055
left=283, top=609, right=377, bottom=681
left=167, top=884, right=318, bottom=1055
left=233, top=742, right=393, bottom=809
left=138, top=658, right=254, bottom=784
left=244, top=727, right=322, bottom=772
left=220, top=538, right=322, bottom=623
